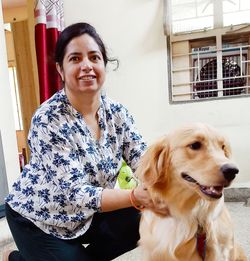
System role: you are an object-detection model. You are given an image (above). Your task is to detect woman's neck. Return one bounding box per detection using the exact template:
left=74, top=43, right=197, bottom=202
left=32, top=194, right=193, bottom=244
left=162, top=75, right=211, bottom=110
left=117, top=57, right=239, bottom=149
left=65, top=89, right=101, bottom=117
left=65, top=89, right=101, bottom=140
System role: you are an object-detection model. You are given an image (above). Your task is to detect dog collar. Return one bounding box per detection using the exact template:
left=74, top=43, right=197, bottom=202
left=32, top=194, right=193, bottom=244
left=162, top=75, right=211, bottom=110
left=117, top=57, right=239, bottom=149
left=196, top=225, right=206, bottom=260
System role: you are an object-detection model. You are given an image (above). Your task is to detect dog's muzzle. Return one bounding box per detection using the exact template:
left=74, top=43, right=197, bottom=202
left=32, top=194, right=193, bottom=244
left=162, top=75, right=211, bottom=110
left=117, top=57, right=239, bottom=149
left=181, top=163, right=239, bottom=199
left=181, top=173, right=224, bottom=199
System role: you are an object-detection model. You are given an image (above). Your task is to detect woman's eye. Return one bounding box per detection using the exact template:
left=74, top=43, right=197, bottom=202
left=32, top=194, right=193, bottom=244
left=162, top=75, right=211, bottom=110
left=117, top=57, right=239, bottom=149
left=91, top=55, right=101, bottom=62
left=189, top=141, right=202, bottom=150
left=69, top=56, right=79, bottom=62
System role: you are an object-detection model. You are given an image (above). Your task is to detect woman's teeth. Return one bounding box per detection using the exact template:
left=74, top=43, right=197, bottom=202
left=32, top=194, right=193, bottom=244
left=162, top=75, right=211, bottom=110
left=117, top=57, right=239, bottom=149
left=79, top=76, right=95, bottom=80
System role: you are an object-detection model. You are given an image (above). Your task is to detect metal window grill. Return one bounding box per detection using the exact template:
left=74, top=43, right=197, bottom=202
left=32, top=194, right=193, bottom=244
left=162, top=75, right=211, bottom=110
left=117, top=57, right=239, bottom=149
left=171, top=44, right=250, bottom=102
left=193, top=55, right=247, bottom=99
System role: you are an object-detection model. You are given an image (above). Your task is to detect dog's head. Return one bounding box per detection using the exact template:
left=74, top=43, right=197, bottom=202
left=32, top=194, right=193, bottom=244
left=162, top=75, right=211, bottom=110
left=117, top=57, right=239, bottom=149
left=137, top=123, right=238, bottom=201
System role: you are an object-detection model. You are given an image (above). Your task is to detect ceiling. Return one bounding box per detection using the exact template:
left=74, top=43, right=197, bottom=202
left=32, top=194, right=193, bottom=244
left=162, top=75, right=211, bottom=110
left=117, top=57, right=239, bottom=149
left=2, top=0, right=27, bottom=9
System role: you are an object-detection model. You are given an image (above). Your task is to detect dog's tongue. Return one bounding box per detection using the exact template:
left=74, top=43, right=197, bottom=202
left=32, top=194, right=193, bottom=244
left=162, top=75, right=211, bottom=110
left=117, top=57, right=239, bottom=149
left=200, top=185, right=223, bottom=198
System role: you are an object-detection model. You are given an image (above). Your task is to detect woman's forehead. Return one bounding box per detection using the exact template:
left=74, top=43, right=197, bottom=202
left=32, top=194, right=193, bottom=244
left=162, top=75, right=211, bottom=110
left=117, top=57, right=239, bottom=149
left=65, top=34, right=101, bottom=54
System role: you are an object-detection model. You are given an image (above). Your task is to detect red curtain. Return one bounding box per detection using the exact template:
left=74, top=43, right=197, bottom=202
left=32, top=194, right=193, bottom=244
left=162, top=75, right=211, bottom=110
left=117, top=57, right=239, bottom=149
left=34, top=0, right=64, bottom=104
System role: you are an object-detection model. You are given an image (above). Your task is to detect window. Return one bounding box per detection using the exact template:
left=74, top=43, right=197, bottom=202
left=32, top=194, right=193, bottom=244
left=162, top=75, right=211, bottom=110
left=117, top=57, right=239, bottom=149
left=5, top=24, right=26, bottom=172
left=9, top=66, right=23, bottom=130
left=5, top=23, right=23, bottom=129
left=166, top=0, right=250, bottom=102
left=171, top=0, right=214, bottom=34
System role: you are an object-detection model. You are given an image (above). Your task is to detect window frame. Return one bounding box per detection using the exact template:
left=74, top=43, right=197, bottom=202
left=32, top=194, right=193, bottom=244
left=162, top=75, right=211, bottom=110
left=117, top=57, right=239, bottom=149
left=164, top=0, right=250, bottom=103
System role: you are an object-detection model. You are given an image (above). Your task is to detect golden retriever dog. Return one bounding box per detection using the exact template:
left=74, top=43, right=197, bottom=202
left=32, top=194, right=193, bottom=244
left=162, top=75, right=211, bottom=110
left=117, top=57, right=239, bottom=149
left=136, top=123, right=247, bottom=261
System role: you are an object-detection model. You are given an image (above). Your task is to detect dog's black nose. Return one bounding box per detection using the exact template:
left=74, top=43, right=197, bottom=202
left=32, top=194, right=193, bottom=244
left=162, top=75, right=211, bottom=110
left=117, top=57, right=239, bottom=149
left=221, top=163, right=239, bottom=181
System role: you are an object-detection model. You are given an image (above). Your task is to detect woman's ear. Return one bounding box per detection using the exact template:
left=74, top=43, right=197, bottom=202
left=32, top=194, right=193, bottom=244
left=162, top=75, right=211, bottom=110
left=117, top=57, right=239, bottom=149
left=56, top=63, right=64, bottom=82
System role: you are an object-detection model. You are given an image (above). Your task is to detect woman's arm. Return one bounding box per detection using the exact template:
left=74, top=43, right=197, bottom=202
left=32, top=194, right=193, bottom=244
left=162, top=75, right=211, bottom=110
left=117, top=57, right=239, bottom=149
left=101, top=186, right=150, bottom=212
left=101, top=188, right=131, bottom=212
left=101, top=185, right=169, bottom=215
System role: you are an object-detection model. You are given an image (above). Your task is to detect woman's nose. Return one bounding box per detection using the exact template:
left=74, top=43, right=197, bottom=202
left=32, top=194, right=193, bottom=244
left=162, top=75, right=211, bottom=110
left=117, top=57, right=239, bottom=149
left=80, top=60, right=92, bottom=71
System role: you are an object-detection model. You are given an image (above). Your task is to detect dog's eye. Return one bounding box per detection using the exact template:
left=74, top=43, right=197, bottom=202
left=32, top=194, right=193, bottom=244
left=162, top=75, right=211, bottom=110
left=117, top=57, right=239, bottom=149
left=189, top=142, right=202, bottom=150
left=222, top=144, right=225, bottom=150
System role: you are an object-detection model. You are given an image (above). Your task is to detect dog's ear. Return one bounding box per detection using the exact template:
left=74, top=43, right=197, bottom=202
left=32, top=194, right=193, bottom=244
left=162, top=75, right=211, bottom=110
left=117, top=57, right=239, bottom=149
left=136, top=137, right=170, bottom=189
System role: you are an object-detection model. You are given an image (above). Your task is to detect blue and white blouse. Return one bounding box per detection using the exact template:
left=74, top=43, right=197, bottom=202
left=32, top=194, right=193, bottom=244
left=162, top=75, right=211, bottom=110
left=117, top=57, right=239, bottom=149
left=6, top=89, right=147, bottom=239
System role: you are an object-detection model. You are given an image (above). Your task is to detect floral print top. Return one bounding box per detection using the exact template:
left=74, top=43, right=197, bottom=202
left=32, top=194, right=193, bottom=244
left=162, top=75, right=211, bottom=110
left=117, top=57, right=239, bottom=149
left=6, top=89, right=146, bottom=239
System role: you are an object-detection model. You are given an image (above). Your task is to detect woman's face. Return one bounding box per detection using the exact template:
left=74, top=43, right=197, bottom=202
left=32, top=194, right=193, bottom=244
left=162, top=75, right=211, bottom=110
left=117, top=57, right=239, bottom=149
left=57, top=34, right=106, bottom=95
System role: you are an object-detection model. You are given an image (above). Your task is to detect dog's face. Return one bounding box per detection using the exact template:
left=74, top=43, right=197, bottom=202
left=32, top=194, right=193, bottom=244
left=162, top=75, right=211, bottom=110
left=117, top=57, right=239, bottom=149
left=138, top=123, right=239, bottom=201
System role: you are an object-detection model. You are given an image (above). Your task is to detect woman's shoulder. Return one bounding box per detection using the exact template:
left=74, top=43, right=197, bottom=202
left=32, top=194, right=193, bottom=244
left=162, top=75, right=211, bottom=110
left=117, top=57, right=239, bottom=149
left=31, top=90, right=68, bottom=125
left=101, top=94, right=130, bottom=117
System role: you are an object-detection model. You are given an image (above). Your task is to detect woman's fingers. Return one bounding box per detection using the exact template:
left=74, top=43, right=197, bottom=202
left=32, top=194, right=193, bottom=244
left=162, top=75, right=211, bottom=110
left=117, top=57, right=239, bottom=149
left=133, top=185, right=152, bottom=207
left=133, top=185, right=170, bottom=216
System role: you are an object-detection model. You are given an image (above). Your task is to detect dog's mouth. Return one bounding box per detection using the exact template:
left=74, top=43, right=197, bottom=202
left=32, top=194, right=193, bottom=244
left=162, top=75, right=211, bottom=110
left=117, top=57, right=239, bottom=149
left=181, top=173, right=224, bottom=199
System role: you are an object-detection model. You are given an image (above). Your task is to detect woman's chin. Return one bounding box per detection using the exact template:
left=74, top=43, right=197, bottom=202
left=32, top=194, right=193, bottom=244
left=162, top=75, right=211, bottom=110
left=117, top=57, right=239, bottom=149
left=77, top=86, right=101, bottom=94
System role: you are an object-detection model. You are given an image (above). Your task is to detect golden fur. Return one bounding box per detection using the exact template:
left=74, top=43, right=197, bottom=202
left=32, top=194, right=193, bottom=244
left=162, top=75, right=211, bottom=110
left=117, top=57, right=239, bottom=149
left=136, top=123, right=247, bottom=261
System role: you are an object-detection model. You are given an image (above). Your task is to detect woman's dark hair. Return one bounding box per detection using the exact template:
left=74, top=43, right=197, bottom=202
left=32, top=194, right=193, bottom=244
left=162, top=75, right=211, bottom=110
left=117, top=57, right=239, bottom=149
left=55, top=22, right=118, bottom=68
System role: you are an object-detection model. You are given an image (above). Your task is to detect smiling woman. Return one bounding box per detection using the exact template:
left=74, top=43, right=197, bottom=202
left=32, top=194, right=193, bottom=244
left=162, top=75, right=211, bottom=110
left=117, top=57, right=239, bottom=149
left=3, top=22, right=168, bottom=261
left=56, top=34, right=106, bottom=107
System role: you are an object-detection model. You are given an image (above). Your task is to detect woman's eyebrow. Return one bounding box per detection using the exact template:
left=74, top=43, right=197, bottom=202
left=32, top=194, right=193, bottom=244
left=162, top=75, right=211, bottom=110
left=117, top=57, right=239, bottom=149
left=66, top=50, right=101, bottom=58
left=67, top=52, right=82, bottom=58
left=88, top=50, right=102, bottom=55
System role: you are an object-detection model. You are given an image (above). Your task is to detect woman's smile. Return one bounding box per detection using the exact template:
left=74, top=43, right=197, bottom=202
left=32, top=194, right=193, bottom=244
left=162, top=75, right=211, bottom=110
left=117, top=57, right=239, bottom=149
left=57, top=33, right=106, bottom=95
left=78, top=74, right=96, bottom=84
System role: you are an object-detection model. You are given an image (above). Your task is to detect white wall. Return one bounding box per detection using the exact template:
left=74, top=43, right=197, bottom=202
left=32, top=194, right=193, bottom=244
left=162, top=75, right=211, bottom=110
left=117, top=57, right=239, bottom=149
left=64, top=0, right=250, bottom=186
left=0, top=0, right=20, bottom=190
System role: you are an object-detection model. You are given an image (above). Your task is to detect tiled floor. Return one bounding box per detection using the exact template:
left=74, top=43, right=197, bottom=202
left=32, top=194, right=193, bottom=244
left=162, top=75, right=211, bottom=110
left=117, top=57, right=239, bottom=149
left=1, top=202, right=250, bottom=261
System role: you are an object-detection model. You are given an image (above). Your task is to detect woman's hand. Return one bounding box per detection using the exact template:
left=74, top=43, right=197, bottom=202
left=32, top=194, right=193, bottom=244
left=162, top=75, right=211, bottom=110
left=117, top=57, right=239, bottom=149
left=132, top=184, right=170, bottom=216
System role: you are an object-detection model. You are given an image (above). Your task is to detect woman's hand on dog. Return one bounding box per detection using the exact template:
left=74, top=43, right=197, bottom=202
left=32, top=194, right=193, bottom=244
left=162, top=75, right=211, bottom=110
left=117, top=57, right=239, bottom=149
left=133, top=185, right=170, bottom=216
